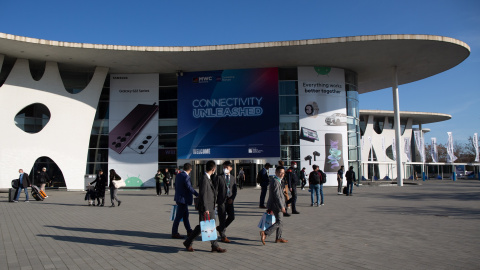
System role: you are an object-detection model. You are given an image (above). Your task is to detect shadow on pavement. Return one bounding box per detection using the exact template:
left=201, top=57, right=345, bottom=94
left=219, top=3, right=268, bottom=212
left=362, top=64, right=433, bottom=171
left=371, top=206, right=480, bottom=219
left=46, top=225, right=171, bottom=239
left=37, top=234, right=181, bottom=253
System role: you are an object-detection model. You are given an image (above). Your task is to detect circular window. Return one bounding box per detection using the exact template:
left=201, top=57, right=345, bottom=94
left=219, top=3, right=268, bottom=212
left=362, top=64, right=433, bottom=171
left=14, top=103, right=51, bottom=133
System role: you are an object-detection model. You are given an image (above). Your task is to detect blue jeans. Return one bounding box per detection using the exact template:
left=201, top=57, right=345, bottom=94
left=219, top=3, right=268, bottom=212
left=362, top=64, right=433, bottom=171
left=172, top=202, right=192, bottom=235
left=15, top=187, right=29, bottom=201
left=347, top=181, right=354, bottom=195
left=310, top=184, right=320, bottom=205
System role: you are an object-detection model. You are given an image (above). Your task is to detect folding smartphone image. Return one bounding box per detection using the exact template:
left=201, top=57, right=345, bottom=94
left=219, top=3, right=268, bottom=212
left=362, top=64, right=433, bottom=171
left=109, top=103, right=159, bottom=154
left=128, top=133, right=158, bottom=154
left=324, top=133, right=344, bottom=172
left=299, top=127, right=319, bottom=142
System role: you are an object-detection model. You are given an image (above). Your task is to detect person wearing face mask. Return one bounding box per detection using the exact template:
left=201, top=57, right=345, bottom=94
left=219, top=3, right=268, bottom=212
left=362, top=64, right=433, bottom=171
left=285, top=161, right=300, bottom=214
left=216, top=161, right=237, bottom=243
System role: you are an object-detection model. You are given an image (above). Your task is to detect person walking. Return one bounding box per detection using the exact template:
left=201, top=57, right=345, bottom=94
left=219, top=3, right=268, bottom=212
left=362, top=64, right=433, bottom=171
left=39, top=167, right=50, bottom=192
left=259, top=163, right=271, bottom=208
left=155, top=169, right=164, bottom=196
left=285, top=161, right=300, bottom=214
left=90, top=169, right=107, bottom=206
left=300, top=167, right=306, bottom=190
left=259, top=165, right=288, bottom=245
left=14, top=169, right=31, bottom=202
left=237, top=167, right=245, bottom=190
left=164, top=168, right=172, bottom=195
left=172, top=163, right=199, bottom=239
left=308, top=165, right=321, bottom=206
left=337, top=165, right=344, bottom=195
left=109, top=169, right=122, bottom=207
left=346, top=166, right=356, bottom=196
left=216, top=161, right=237, bottom=243
left=183, top=160, right=226, bottom=253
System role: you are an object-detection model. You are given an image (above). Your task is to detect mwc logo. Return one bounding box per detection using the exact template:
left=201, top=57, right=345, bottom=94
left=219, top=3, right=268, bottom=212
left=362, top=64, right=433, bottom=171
left=193, top=76, right=213, bottom=83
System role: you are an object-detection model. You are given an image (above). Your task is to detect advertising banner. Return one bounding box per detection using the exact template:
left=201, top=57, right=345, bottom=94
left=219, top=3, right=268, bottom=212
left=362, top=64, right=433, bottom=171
left=447, top=132, right=457, bottom=163
left=404, top=137, right=411, bottom=162
left=414, top=130, right=425, bottom=162
left=177, top=68, right=279, bottom=159
left=474, top=133, right=479, bottom=162
left=431, top=137, right=438, bottom=163
left=392, top=138, right=396, bottom=161
left=109, top=74, right=159, bottom=187
left=298, top=67, right=347, bottom=185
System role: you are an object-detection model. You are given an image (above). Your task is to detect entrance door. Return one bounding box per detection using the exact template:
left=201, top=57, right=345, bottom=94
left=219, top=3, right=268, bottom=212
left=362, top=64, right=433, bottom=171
left=236, top=163, right=256, bottom=187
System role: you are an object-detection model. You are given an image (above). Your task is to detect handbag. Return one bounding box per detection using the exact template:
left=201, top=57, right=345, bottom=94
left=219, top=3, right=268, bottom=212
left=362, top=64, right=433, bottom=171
left=11, top=179, right=19, bottom=189
left=113, top=178, right=126, bottom=188
left=200, top=213, right=217, bottom=241
left=257, top=212, right=276, bottom=231
left=169, top=205, right=183, bottom=221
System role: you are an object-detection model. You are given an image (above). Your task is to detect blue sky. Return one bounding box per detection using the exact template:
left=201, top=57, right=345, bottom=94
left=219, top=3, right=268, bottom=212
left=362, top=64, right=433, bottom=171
left=1, top=0, right=479, bottom=144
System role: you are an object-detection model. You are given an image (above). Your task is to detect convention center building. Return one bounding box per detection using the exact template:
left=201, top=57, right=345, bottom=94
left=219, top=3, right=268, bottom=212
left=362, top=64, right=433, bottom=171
left=0, top=33, right=470, bottom=190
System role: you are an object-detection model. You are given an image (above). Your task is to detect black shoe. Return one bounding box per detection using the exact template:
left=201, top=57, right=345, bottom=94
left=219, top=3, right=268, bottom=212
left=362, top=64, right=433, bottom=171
left=118, top=201, right=122, bottom=207
left=111, top=204, right=115, bottom=207
left=284, top=213, right=291, bottom=217
left=292, top=211, right=300, bottom=214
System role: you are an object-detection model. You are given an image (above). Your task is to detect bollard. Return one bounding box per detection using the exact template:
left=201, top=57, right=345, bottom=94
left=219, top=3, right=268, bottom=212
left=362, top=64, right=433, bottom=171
left=422, top=172, right=426, bottom=181
left=452, top=172, right=456, bottom=181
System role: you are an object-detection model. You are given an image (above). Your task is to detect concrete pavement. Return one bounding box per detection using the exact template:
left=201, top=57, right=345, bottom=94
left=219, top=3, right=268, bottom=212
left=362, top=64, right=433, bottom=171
left=1, top=180, right=479, bottom=269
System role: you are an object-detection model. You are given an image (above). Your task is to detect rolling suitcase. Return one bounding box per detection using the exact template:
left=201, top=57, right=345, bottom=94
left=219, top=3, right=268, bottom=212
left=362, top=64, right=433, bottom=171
left=31, top=185, right=44, bottom=201
left=343, top=186, right=348, bottom=195
left=9, top=188, right=18, bottom=202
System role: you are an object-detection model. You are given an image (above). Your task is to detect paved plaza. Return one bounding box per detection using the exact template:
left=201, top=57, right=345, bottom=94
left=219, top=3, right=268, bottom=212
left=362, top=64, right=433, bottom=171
left=1, top=180, right=479, bottom=270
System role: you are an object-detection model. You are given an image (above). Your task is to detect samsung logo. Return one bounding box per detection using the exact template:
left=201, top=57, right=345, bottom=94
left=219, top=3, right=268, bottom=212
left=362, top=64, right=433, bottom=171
left=113, top=76, right=128, bottom=79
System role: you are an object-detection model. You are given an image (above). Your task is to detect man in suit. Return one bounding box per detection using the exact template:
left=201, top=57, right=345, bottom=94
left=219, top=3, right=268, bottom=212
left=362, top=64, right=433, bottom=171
left=183, top=160, right=226, bottom=253
left=216, top=161, right=237, bottom=243
left=260, top=165, right=288, bottom=244
left=14, top=169, right=31, bottom=202
left=285, top=161, right=300, bottom=214
left=259, top=163, right=272, bottom=208
left=172, top=163, right=199, bottom=239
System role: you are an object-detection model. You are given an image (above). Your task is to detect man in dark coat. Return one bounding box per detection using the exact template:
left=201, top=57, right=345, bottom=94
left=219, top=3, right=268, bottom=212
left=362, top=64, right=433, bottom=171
left=90, top=170, right=107, bottom=206
left=14, top=169, right=31, bottom=202
left=346, top=166, right=356, bottom=196
left=183, top=160, right=226, bottom=253
left=285, top=161, right=300, bottom=214
left=259, top=163, right=272, bottom=208
left=216, top=161, right=237, bottom=243
left=172, top=163, right=199, bottom=239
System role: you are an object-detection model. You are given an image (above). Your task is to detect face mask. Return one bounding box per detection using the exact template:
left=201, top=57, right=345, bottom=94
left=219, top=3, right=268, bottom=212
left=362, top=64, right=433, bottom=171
left=293, top=165, right=297, bottom=169
left=224, top=169, right=230, bottom=174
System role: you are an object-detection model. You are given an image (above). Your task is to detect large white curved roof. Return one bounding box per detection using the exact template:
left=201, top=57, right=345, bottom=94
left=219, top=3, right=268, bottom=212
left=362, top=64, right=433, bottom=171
left=0, top=33, right=470, bottom=93
left=360, top=110, right=451, bottom=125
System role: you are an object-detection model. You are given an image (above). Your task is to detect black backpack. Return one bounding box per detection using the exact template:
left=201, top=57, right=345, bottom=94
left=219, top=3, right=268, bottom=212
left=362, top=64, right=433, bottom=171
left=318, top=170, right=327, bottom=184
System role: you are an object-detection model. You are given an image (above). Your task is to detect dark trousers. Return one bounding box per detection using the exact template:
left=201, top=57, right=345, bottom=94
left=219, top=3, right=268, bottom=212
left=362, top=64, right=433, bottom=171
left=286, top=187, right=297, bottom=212
left=239, top=178, right=244, bottom=189
left=184, top=211, right=219, bottom=248
left=171, top=202, right=192, bottom=235
left=301, top=179, right=306, bottom=189
left=259, top=185, right=268, bottom=207
left=156, top=182, right=162, bottom=195
left=217, top=202, right=235, bottom=238
left=347, top=181, right=354, bottom=195
left=164, top=182, right=169, bottom=195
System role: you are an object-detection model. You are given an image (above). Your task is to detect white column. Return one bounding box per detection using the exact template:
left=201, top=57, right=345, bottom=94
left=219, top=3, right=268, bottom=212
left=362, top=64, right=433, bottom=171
left=420, top=123, right=424, bottom=180
left=392, top=67, right=403, bottom=186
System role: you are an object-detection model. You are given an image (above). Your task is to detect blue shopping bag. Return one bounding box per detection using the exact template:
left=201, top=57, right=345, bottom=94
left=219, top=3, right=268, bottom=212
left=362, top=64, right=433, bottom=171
left=257, top=212, right=276, bottom=231
left=170, top=205, right=183, bottom=221
left=200, top=213, right=217, bottom=241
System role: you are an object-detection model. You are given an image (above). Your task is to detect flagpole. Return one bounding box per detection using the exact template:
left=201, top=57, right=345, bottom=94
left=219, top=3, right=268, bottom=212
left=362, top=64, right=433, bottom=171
left=392, top=66, right=403, bottom=186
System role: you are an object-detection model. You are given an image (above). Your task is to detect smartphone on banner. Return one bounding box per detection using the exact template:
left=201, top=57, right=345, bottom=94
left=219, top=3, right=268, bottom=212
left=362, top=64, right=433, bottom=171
left=109, top=103, right=159, bottom=154
left=324, top=133, right=344, bottom=172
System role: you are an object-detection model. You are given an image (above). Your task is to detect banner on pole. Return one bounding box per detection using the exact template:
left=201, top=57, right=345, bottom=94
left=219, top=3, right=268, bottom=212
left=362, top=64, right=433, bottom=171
left=446, top=132, right=457, bottom=163
left=404, top=137, right=411, bottom=162
left=392, top=138, right=396, bottom=161
left=474, top=133, right=479, bottom=162
left=431, top=137, right=438, bottom=163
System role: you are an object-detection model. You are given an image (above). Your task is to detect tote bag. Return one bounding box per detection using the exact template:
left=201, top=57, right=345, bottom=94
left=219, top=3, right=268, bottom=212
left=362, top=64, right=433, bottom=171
left=200, top=213, right=217, bottom=241
left=113, top=178, right=126, bottom=189
left=257, top=212, right=276, bottom=231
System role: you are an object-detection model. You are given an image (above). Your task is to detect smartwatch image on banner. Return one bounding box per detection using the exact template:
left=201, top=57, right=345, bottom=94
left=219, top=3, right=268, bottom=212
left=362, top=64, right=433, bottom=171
left=324, top=133, right=344, bottom=172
